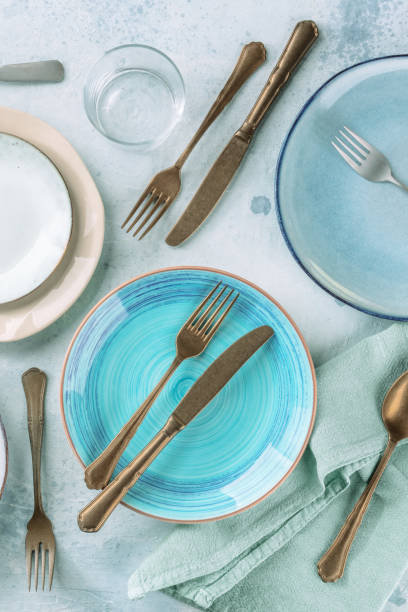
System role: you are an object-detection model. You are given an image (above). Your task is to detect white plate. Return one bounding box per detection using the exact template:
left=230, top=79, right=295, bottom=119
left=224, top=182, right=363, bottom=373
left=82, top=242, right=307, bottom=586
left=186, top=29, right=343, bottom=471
left=0, top=107, right=104, bottom=341
left=0, top=134, right=72, bottom=304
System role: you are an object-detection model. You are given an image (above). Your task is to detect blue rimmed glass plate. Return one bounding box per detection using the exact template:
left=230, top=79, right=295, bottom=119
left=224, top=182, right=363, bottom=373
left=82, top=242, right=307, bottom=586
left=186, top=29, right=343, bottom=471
left=276, top=56, right=408, bottom=319
left=61, top=267, right=315, bottom=522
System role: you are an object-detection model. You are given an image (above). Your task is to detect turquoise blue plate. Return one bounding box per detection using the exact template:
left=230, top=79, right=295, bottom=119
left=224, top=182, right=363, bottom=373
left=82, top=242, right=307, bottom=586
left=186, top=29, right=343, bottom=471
left=61, top=268, right=315, bottom=522
left=276, top=56, right=408, bottom=319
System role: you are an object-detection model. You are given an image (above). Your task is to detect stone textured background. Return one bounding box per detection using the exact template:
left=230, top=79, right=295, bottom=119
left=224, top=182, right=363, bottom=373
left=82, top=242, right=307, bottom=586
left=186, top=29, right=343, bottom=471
left=0, top=0, right=406, bottom=610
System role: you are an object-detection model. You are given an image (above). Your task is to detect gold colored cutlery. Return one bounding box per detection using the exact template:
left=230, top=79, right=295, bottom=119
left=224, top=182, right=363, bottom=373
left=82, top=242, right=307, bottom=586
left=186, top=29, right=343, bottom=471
left=84, top=282, right=239, bottom=490
left=318, top=370, right=408, bottom=582
left=121, top=41, right=266, bottom=239
left=23, top=368, right=56, bottom=591
left=78, top=325, right=274, bottom=532
left=166, top=20, right=318, bottom=246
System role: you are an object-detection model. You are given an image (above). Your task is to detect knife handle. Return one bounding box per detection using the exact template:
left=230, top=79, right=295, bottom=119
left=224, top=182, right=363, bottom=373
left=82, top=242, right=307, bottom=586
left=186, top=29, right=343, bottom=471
left=84, top=356, right=181, bottom=490
left=175, top=41, right=266, bottom=168
left=237, top=21, right=318, bottom=141
left=77, top=414, right=184, bottom=532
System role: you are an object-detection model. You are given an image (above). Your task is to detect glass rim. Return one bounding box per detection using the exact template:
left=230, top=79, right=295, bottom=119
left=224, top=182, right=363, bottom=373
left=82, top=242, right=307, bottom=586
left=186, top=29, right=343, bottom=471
left=83, top=43, right=185, bottom=148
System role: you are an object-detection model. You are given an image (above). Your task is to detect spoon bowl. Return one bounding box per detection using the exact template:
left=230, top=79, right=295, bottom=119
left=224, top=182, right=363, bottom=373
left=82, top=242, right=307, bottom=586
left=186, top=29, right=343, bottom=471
left=382, top=370, right=408, bottom=442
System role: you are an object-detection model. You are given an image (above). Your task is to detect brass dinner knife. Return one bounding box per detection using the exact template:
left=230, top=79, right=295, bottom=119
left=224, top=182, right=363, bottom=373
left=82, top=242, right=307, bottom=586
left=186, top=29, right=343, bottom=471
left=78, top=325, right=274, bottom=532
left=166, top=20, right=318, bottom=246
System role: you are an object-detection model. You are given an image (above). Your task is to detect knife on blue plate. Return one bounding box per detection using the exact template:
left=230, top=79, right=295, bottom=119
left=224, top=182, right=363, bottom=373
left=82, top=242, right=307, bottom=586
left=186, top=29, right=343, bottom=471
left=78, top=324, right=274, bottom=532
left=165, top=20, right=318, bottom=246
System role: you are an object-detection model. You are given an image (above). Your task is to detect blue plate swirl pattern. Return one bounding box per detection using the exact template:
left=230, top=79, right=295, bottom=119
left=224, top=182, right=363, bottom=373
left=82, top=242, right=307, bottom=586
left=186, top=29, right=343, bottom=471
left=61, top=268, right=315, bottom=522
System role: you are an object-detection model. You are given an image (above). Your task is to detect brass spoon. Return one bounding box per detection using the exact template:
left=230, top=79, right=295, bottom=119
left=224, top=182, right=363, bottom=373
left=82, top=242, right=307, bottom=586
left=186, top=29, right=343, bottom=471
left=318, top=370, right=408, bottom=582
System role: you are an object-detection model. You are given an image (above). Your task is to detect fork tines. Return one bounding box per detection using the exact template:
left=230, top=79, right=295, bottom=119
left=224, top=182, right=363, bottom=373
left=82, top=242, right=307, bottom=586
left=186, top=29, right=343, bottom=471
left=331, top=125, right=371, bottom=170
left=26, top=540, right=55, bottom=591
left=121, top=186, right=172, bottom=240
left=188, top=282, right=239, bottom=340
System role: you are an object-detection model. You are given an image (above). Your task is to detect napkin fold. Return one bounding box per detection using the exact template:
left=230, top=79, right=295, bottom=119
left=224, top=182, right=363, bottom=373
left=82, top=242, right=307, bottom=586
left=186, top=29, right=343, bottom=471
left=128, top=323, right=408, bottom=611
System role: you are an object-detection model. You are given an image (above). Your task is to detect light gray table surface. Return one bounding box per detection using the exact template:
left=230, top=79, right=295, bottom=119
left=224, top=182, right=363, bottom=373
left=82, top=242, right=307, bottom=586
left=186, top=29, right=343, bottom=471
left=0, top=0, right=407, bottom=610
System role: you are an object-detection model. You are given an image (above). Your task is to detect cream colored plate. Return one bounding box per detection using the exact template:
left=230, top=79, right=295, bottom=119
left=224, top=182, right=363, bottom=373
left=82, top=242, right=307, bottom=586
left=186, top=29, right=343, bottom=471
left=0, top=133, right=72, bottom=304
left=0, top=107, right=104, bottom=341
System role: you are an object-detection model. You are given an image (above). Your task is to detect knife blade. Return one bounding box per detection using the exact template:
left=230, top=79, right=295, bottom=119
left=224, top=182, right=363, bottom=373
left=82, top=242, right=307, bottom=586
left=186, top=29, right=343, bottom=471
left=166, top=133, right=249, bottom=246
left=0, top=60, right=64, bottom=82
left=173, top=324, right=273, bottom=424
left=78, top=324, right=274, bottom=532
left=166, top=20, right=318, bottom=246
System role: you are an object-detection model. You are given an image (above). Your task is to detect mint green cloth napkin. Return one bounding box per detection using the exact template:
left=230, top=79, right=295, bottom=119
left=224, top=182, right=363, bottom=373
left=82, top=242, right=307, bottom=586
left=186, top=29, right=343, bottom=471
left=128, top=323, right=408, bottom=611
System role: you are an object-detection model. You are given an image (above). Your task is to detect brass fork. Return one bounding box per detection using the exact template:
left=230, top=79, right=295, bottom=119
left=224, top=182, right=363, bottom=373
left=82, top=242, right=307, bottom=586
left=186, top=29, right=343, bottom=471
left=121, top=41, right=266, bottom=239
left=85, top=282, right=239, bottom=490
left=23, top=368, right=56, bottom=591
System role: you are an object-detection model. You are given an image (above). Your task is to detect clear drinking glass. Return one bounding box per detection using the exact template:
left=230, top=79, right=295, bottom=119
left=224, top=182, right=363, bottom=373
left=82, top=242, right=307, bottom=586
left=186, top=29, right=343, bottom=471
left=84, top=44, right=185, bottom=150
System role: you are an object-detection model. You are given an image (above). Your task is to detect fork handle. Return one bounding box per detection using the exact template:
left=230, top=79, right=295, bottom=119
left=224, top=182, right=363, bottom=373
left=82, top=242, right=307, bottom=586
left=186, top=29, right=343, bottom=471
left=389, top=174, right=408, bottom=192
left=22, top=368, right=47, bottom=512
left=174, top=42, right=266, bottom=168
left=84, top=356, right=182, bottom=490
left=78, top=413, right=184, bottom=532
left=237, top=21, right=318, bottom=141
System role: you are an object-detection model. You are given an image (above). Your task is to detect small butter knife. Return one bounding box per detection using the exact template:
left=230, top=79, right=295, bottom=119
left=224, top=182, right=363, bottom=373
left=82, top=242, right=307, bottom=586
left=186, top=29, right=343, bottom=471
left=166, top=20, right=318, bottom=246
left=78, top=324, right=274, bottom=532
left=0, top=60, right=64, bottom=82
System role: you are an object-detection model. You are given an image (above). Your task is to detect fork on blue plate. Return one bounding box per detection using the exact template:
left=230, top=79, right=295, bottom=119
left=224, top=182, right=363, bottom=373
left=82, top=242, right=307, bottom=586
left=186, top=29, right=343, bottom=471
left=332, top=126, right=408, bottom=192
